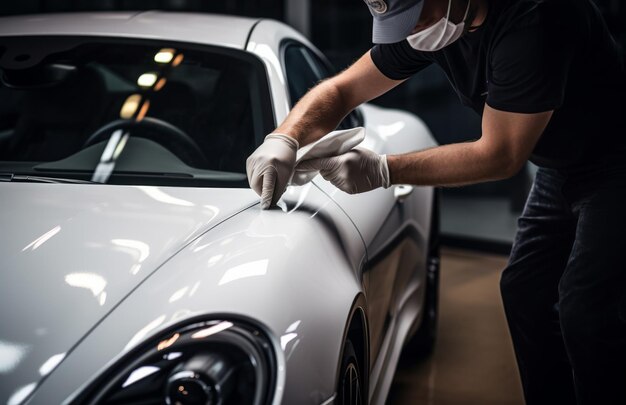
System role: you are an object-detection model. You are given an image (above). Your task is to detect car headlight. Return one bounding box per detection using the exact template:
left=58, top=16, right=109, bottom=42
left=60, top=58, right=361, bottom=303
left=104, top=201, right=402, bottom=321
left=75, top=319, right=277, bottom=405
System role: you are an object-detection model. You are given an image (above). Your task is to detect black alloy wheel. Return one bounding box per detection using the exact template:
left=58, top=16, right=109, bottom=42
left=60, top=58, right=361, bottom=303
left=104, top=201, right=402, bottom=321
left=338, top=339, right=363, bottom=405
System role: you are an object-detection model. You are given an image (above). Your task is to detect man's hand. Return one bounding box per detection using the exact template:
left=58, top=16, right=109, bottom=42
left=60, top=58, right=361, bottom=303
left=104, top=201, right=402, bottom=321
left=246, top=133, right=299, bottom=209
left=295, top=147, right=390, bottom=194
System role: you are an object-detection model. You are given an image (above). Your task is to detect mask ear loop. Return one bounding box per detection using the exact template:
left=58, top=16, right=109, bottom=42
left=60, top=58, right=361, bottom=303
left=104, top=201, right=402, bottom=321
left=462, top=0, right=471, bottom=24
left=435, top=0, right=471, bottom=47
left=431, top=0, right=454, bottom=48
left=445, top=0, right=453, bottom=20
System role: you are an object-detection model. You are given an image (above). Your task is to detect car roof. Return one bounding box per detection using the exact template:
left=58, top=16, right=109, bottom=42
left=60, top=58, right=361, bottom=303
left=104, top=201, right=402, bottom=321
left=0, top=11, right=260, bottom=49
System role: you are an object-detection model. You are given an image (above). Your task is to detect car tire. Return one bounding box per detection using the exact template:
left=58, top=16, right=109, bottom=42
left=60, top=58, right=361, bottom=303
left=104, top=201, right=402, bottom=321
left=337, top=339, right=364, bottom=405
left=404, top=191, right=440, bottom=358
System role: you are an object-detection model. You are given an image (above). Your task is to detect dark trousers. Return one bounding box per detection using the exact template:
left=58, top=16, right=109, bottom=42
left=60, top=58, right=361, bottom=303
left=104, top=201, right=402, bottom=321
left=501, top=165, right=626, bottom=404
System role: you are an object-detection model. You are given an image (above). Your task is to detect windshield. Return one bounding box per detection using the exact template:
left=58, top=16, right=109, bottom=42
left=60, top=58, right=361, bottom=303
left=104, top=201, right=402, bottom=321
left=0, top=36, right=274, bottom=187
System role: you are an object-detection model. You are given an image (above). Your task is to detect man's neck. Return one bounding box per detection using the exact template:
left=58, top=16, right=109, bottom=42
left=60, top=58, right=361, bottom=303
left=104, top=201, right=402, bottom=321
left=468, top=0, right=489, bottom=31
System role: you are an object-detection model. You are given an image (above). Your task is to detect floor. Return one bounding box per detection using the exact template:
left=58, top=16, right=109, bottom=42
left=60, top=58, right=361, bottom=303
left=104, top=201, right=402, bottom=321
left=387, top=248, right=525, bottom=405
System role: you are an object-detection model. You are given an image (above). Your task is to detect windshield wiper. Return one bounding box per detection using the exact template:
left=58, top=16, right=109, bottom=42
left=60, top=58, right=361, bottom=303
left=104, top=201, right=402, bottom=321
left=0, top=173, right=95, bottom=184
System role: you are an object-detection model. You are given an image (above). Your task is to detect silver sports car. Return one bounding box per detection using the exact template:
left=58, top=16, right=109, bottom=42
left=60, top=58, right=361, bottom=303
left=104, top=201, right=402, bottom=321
left=0, top=11, right=439, bottom=405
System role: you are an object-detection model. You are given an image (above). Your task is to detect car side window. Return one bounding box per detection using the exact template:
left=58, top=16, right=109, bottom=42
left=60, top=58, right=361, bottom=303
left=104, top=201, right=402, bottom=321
left=283, top=42, right=363, bottom=130
left=284, top=44, right=323, bottom=107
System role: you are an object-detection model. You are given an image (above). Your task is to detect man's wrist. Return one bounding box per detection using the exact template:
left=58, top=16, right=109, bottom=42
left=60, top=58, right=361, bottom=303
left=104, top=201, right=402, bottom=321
left=380, top=154, right=391, bottom=188
left=386, top=154, right=399, bottom=185
left=266, top=133, right=300, bottom=149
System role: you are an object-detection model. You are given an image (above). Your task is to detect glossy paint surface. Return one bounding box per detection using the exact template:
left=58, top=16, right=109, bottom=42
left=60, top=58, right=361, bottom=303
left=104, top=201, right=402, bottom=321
left=312, top=103, right=437, bottom=403
left=29, top=184, right=366, bottom=405
left=0, top=12, right=255, bottom=50
left=247, top=19, right=439, bottom=401
left=0, top=183, right=257, bottom=404
left=0, top=12, right=438, bottom=405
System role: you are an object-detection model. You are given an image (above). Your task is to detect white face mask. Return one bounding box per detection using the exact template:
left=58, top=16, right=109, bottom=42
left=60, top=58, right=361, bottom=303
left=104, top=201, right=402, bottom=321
left=407, top=0, right=470, bottom=52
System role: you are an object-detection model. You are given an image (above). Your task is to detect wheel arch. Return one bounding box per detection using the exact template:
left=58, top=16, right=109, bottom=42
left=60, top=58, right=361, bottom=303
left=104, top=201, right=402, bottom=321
left=335, top=293, right=370, bottom=403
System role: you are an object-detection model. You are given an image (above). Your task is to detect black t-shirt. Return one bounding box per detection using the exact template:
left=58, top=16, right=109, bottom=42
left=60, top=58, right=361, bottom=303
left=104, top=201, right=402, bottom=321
left=371, top=0, right=626, bottom=170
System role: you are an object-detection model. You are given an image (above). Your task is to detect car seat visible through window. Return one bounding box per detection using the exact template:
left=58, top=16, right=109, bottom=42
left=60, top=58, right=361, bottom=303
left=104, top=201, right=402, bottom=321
left=3, top=66, right=107, bottom=162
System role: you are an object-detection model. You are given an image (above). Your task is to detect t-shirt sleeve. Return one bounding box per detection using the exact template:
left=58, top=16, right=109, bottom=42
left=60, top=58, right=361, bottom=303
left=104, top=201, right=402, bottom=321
left=370, top=41, right=432, bottom=81
left=486, top=7, right=576, bottom=114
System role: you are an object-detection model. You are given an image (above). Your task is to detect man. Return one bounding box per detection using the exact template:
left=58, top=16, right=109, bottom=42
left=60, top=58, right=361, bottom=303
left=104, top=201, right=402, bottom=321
left=246, top=0, right=626, bottom=403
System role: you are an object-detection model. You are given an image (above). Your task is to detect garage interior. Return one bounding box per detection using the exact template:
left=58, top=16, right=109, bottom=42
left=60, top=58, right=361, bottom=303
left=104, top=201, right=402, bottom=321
left=1, top=1, right=624, bottom=404
left=3, top=0, right=623, bottom=251
left=389, top=249, right=523, bottom=405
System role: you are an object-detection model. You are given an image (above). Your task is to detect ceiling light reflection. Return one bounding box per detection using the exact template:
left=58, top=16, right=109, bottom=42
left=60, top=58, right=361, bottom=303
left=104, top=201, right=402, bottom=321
left=92, top=130, right=129, bottom=183
left=122, top=366, right=160, bottom=388
left=157, top=333, right=180, bottom=351
left=203, top=205, right=220, bottom=222
left=22, top=225, right=61, bottom=251
left=154, top=48, right=176, bottom=64
left=172, top=53, right=184, bottom=67
left=207, top=254, right=223, bottom=267
left=154, top=77, right=167, bottom=91
left=136, top=99, right=150, bottom=121
left=120, top=94, right=141, bottom=119
left=168, top=287, right=189, bottom=303
left=218, top=259, right=268, bottom=285
left=191, top=321, right=233, bottom=339
left=125, top=315, right=167, bottom=351
left=286, top=320, right=301, bottom=333
left=130, top=264, right=141, bottom=275
left=112, top=132, right=129, bottom=160
left=98, top=129, right=123, bottom=162
left=281, top=320, right=302, bottom=352
left=188, top=282, right=201, bottom=297
left=65, top=272, right=107, bottom=297
left=112, top=239, right=150, bottom=263
left=287, top=183, right=311, bottom=213
left=7, top=382, right=37, bottom=405
left=192, top=241, right=214, bottom=252
left=137, top=72, right=158, bottom=87
left=0, top=340, right=29, bottom=373
left=38, top=352, right=66, bottom=376
left=219, top=237, right=233, bottom=246
left=280, top=333, right=298, bottom=350
left=165, top=352, right=182, bottom=361
left=99, top=291, right=107, bottom=306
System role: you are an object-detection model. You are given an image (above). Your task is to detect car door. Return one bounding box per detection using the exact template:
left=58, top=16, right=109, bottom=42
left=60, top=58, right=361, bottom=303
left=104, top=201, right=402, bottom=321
left=281, top=41, right=428, bottom=366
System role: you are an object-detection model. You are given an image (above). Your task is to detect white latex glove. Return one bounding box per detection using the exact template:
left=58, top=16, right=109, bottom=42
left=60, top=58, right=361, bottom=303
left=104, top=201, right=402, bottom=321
left=246, top=133, right=299, bottom=209
left=290, top=127, right=365, bottom=186
left=295, top=147, right=391, bottom=194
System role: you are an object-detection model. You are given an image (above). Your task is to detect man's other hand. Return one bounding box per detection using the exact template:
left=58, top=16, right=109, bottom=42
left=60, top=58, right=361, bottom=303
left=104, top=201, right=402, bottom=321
left=296, top=147, right=390, bottom=194
left=246, top=133, right=299, bottom=209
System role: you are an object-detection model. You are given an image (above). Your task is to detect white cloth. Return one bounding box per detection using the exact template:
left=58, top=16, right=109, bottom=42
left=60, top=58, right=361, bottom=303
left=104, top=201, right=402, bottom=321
left=295, top=147, right=390, bottom=194
left=290, top=127, right=365, bottom=186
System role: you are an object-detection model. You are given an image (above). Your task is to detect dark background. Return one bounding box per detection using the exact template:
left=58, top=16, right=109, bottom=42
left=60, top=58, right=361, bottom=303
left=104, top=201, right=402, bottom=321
left=1, top=0, right=624, bottom=247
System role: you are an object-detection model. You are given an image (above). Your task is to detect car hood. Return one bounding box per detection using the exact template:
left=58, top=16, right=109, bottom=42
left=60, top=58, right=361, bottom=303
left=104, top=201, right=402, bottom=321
left=0, top=183, right=258, bottom=404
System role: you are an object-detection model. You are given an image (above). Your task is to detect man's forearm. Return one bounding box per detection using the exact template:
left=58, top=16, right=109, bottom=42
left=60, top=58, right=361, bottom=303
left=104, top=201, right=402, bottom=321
left=275, top=80, right=352, bottom=147
left=273, top=50, right=405, bottom=147
left=387, top=140, right=523, bottom=187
